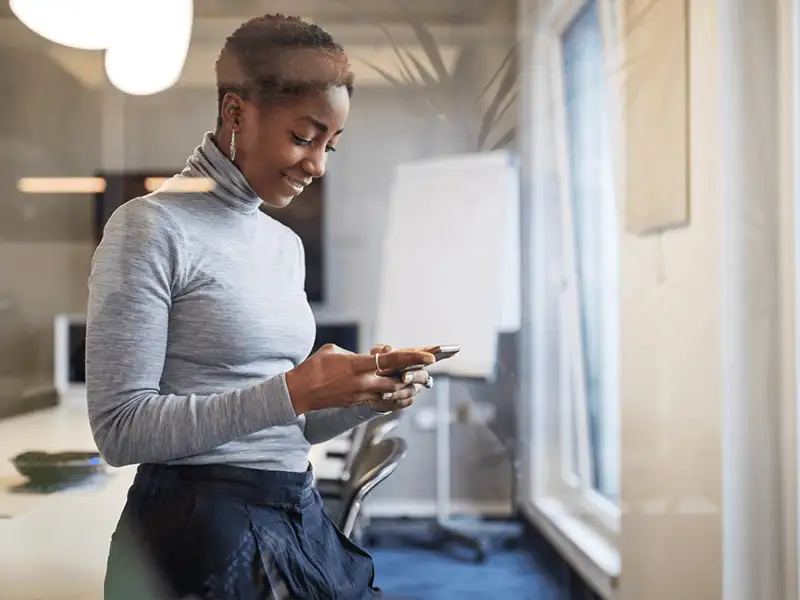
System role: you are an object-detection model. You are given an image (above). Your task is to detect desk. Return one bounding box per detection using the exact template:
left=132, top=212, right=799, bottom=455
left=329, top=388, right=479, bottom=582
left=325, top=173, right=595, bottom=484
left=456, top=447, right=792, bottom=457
left=0, top=404, right=346, bottom=600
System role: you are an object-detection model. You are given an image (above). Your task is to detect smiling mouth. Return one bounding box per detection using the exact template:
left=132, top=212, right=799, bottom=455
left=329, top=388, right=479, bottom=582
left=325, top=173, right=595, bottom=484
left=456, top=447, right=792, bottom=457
left=281, top=173, right=310, bottom=194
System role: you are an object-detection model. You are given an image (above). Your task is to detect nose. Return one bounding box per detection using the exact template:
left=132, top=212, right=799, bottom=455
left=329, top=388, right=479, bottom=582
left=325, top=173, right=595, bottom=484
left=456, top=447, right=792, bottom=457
left=301, top=148, right=327, bottom=179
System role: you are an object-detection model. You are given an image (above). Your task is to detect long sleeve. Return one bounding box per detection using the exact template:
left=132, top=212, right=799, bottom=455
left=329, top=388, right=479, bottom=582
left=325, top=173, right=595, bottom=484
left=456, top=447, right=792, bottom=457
left=290, top=233, right=382, bottom=445
left=302, top=405, right=382, bottom=445
left=86, top=199, right=298, bottom=467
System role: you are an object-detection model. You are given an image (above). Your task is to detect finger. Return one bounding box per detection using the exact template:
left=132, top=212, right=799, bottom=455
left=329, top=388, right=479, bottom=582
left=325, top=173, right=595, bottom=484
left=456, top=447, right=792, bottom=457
left=369, top=344, right=392, bottom=355
left=355, top=391, right=383, bottom=405
left=392, top=397, right=415, bottom=411
left=374, top=365, right=423, bottom=380
left=399, top=369, right=430, bottom=386
left=382, top=382, right=424, bottom=403
left=364, top=375, right=407, bottom=394
left=384, top=386, right=416, bottom=402
left=418, top=345, right=441, bottom=354
left=355, top=350, right=435, bottom=374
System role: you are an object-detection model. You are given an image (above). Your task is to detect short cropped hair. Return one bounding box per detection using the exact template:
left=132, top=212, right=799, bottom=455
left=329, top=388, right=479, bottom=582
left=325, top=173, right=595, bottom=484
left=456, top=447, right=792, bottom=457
left=215, top=14, right=354, bottom=127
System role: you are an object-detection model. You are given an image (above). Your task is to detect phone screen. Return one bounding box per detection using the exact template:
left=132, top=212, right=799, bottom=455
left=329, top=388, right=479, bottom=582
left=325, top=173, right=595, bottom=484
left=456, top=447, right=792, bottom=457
left=431, top=345, right=460, bottom=361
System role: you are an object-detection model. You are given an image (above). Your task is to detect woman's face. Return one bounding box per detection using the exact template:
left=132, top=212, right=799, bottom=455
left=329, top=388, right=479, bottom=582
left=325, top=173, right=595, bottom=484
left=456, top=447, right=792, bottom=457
left=231, top=86, right=350, bottom=208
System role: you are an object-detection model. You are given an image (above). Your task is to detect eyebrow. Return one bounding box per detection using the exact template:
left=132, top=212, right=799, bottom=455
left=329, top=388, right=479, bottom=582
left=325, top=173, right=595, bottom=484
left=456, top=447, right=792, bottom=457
left=298, top=116, right=343, bottom=135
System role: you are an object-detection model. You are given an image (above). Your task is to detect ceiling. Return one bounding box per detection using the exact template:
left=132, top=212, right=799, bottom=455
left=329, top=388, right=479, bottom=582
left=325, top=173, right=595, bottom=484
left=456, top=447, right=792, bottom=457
left=44, top=42, right=464, bottom=89
left=0, top=0, right=508, bottom=23
left=0, top=0, right=515, bottom=89
left=189, top=0, right=495, bottom=23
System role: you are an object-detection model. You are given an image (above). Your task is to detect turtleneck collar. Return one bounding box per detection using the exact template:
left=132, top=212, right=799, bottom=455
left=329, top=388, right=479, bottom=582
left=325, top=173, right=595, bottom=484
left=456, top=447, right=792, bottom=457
left=180, top=131, right=262, bottom=215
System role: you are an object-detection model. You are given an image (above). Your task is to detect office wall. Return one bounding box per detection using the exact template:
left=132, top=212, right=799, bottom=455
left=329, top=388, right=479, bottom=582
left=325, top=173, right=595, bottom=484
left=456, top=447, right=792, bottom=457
left=619, top=1, right=789, bottom=599
left=617, top=0, right=723, bottom=596
left=0, top=45, right=100, bottom=405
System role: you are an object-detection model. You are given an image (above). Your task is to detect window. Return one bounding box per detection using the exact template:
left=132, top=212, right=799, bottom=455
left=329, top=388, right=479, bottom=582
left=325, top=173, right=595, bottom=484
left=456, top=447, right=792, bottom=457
left=559, top=0, right=619, bottom=502
left=521, top=0, right=621, bottom=592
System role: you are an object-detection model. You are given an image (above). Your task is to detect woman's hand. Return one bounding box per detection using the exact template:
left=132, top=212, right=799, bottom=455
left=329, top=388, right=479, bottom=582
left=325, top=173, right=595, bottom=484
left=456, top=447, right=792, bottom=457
left=285, top=344, right=435, bottom=415
left=365, top=344, right=432, bottom=412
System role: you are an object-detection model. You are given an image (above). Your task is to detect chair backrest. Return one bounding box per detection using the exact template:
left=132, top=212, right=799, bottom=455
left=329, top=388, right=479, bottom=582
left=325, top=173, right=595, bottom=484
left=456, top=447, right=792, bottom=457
left=341, top=425, right=367, bottom=480
left=342, top=412, right=402, bottom=480
left=369, top=412, right=402, bottom=445
left=337, top=436, right=408, bottom=537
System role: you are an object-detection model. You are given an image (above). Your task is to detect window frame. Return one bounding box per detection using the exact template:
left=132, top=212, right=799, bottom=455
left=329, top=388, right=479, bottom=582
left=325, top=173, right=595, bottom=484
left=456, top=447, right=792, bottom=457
left=520, top=0, right=622, bottom=595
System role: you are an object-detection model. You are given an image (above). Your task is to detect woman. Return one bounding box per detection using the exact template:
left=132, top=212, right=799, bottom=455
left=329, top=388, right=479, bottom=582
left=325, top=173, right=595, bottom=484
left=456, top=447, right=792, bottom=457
left=86, top=14, right=434, bottom=600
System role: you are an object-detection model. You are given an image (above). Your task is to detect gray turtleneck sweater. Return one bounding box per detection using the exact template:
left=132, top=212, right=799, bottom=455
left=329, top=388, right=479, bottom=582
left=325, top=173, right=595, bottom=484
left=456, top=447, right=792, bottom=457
left=86, top=132, right=378, bottom=471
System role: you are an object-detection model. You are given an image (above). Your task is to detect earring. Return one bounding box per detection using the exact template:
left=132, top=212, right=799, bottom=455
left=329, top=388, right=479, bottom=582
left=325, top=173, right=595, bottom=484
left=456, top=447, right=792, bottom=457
left=229, top=130, right=237, bottom=162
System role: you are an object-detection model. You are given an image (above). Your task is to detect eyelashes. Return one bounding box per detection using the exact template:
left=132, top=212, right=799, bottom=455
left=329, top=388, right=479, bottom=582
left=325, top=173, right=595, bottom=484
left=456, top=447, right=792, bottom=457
left=291, top=133, right=336, bottom=153
left=291, top=133, right=312, bottom=146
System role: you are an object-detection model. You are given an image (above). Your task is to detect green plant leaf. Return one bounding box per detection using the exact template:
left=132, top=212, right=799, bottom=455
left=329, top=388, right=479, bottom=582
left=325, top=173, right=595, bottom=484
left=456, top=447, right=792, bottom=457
left=404, top=50, right=440, bottom=86
left=475, top=43, right=518, bottom=104
left=325, top=0, right=418, bottom=84
left=489, top=127, right=517, bottom=151
left=356, top=54, right=442, bottom=118
left=379, top=27, right=420, bottom=85
left=494, top=90, right=518, bottom=127
left=355, top=58, right=407, bottom=87
left=445, top=48, right=477, bottom=127
left=450, top=47, right=474, bottom=92
left=477, top=53, right=518, bottom=148
left=397, top=1, right=450, bottom=82
left=404, top=51, right=447, bottom=115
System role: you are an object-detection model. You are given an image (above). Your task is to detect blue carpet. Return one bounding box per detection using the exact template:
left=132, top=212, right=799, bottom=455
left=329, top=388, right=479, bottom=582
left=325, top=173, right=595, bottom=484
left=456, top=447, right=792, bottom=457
left=366, top=524, right=563, bottom=600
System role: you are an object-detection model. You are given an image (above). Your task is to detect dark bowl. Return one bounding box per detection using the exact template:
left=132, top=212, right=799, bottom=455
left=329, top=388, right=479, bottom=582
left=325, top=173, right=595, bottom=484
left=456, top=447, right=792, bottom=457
left=11, top=451, right=106, bottom=484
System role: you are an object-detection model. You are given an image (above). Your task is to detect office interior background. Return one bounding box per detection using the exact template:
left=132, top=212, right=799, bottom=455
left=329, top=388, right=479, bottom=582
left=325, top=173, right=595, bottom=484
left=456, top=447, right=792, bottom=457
left=0, top=0, right=797, bottom=599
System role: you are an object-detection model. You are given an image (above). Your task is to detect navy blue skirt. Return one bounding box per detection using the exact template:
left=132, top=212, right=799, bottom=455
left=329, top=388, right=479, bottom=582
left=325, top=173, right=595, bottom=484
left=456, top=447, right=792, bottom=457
left=104, top=462, right=382, bottom=600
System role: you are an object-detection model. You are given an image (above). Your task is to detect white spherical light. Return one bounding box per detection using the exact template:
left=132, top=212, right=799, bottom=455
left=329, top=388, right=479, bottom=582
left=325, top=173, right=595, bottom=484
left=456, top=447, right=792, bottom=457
left=104, top=0, right=193, bottom=96
left=9, top=0, right=120, bottom=50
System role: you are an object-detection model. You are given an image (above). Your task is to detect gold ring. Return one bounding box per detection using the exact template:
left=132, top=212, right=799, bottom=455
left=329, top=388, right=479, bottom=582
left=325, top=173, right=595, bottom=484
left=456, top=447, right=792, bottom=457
left=375, top=353, right=382, bottom=372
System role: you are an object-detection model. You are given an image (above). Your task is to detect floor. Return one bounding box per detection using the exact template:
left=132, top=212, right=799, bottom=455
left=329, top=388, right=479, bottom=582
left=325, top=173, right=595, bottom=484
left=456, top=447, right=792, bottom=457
left=365, top=519, right=569, bottom=600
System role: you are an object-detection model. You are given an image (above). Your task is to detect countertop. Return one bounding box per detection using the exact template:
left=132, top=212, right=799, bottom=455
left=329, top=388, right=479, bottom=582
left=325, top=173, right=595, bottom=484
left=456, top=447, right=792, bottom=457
left=0, top=402, right=346, bottom=600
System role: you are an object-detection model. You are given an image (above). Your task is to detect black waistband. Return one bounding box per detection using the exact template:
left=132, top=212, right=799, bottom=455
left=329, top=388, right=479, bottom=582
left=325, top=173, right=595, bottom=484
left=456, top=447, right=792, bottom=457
left=134, top=462, right=315, bottom=506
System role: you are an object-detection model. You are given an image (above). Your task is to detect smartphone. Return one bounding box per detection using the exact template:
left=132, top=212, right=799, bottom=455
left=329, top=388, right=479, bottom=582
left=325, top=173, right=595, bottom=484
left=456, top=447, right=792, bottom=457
left=427, top=345, right=460, bottom=362
left=390, top=345, right=460, bottom=376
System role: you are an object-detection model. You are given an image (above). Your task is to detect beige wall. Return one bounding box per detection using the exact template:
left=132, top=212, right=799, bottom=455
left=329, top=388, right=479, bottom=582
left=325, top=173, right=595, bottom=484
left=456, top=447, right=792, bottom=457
left=618, top=0, right=723, bottom=596
left=0, top=45, right=100, bottom=402
left=619, top=0, right=792, bottom=598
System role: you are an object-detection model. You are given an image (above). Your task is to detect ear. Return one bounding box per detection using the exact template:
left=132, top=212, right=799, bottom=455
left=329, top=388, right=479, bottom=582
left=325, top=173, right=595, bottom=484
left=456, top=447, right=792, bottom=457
left=220, top=91, right=245, bottom=130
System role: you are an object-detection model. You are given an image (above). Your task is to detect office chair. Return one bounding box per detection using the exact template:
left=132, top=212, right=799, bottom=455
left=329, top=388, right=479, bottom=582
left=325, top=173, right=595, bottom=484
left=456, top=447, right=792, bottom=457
left=323, top=437, right=416, bottom=600
left=336, top=436, right=408, bottom=538
left=367, top=411, right=404, bottom=445
left=317, top=412, right=403, bottom=499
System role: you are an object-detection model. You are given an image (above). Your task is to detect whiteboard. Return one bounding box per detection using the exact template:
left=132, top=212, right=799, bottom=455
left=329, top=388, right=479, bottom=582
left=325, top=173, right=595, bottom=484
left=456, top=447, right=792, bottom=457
left=373, top=151, right=520, bottom=380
